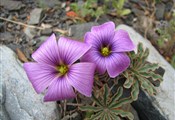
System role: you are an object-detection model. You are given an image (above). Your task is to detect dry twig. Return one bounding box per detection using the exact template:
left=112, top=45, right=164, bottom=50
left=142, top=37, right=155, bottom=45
left=0, top=17, right=68, bottom=35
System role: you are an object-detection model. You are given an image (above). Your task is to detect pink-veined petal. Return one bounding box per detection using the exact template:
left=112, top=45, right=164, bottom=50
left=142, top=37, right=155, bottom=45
left=23, top=62, right=57, bottom=93
left=84, top=32, right=102, bottom=49
left=58, top=37, right=91, bottom=65
left=32, top=34, right=60, bottom=66
left=106, top=53, right=130, bottom=78
left=81, top=49, right=106, bottom=74
left=111, top=29, right=135, bottom=52
left=44, top=77, right=76, bottom=102
left=90, top=21, right=115, bottom=45
left=67, top=63, right=96, bottom=97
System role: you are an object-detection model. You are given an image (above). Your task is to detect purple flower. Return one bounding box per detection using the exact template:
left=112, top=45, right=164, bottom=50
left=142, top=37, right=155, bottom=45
left=81, top=22, right=135, bottom=78
left=24, top=34, right=96, bottom=102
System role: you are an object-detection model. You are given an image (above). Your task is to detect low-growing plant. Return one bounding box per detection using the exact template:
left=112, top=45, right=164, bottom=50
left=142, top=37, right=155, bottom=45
left=70, top=0, right=104, bottom=20
left=111, top=0, right=131, bottom=16
left=123, top=43, right=163, bottom=100
left=80, top=84, right=134, bottom=120
left=156, top=17, right=175, bottom=68
left=70, top=0, right=131, bottom=20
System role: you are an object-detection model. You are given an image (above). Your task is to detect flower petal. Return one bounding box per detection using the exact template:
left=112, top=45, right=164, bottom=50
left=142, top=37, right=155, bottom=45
left=32, top=34, right=60, bottom=65
left=23, top=62, right=56, bottom=93
left=67, top=63, right=96, bottom=97
left=81, top=49, right=106, bottom=74
left=44, top=77, right=76, bottom=102
left=58, top=37, right=91, bottom=65
left=90, top=21, right=115, bottom=45
left=106, top=53, right=130, bottom=78
left=84, top=32, right=102, bottom=49
left=111, top=29, right=135, bottom=52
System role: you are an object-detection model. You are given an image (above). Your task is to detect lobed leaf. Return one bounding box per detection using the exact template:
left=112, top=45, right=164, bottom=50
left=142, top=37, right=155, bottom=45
left=138, top=63, right=159, bottom=72
left=90, top=112, right=103, bottom=120
left=131, top=80, right=139, bottom=101
left=79, top=106, right=102, bottom=112
left=138, top=77, right=155, bottom=95
left=92, top=94, right=104, bottom=107
left=104, top=84, right=109, bottom=106
left=112, top=109, right=134, bottom=120
left=124, top=42, right=163, bottom=101
left=124, top=76, right=134, bottom=89
left=109, top=87, right=123, bottom=106
left=109, top=97, right=133, bottom=108
left=148, top=72, right=163, bottom=82
left=120, top=9, right=131, bottom=16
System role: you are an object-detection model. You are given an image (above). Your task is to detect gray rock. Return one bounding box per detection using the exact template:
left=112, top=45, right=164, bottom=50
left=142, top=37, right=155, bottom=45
left=28, top=8, right=43, bottom=25
left=165, top=2, right=173, bottom=12
left=41, top=28, right=52, bottom=35
left=0, top=32, right=14, bottom=42
left=24, top=27, right=37, bottom=39
left=69, top=22, right=98, bottom=40
left=36, top=0, right=61, bottom=8
left=116, top=25, right=175, bottom=120
left=97, top=15, right=110, bottom=24
left=0, top=0, right=24, bottom=11
left=35, top=36, right=49, bottom=48
left=132, top=8, right=144, bottom=17
left=0, top=46, right=59, bottom=120
left=156, top=3, right=165, bottom=20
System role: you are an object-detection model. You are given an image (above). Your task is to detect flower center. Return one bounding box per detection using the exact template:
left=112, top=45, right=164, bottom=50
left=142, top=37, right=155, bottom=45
left=101, top=47, right=110, bottom=56
left=57, top=65, right=68, bottom=75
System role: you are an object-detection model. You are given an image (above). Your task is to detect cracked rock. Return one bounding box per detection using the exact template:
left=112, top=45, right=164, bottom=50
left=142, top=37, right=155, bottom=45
left=0, top=45, right=59, bottom=120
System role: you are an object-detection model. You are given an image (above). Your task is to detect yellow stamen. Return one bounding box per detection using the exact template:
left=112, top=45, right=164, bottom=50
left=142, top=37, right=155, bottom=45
left=57, top=65, right=68, bottom=75
left=101, top=47, right=110, bottom=56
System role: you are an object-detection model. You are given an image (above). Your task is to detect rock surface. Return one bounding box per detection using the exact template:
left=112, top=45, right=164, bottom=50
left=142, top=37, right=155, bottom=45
left=1, top=0, right=24, bottom=11
left=28, top=8, right=43, bottom=25
left=24, top=27, right=37, bottom=39
left=69, top=22, right=98, bottom=40
left=0, top=46, right=59, bottom=120
left=0, top=32, right=14, bottom=43
left=155, top=3, right=165, bottom=20
left=36, top=0, right=61, bottom=8
left=116, top=25, right=175, bottom=120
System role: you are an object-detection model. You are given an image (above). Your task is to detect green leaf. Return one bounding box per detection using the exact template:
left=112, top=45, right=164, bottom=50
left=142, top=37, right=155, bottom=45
left=112, top=0, right=118, bottom=9
left=110, top=97, right=133, bottom=108
left=117, top=0, right=125, bottom=10
left=131, top=80, right=139, bottom=101
left=138, top=63, right=159, bottom=72
left=85, top=111, right=94, bottom=119
left=109, top=87, right=123, bottom=107
left=120, top=9, right=131, bottom=16
left=104, top=84, right=109, bottom=106
left=109, top=112, right=121, bottom=120
left=138, top=43, right=144, bottom=54
left=138, top=77, right=154, bottom=95
left=79, top=106, right=102, bottom=112
left=101, top=112, right=106, bottom=120
left=90, top=112, right=103, bottom=120
left=92, top=94, right=104, bottom=107
left=70, top=3, right=79, bottom=13
left=142, top=48, right=149, bottom=62
left=124, top=77, right=134, bottom=89
left=112, top=109, right=134, bottom=120
left=124, top=42, right=164, bottom=103
left=149, top=72, right=163, bottom=82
